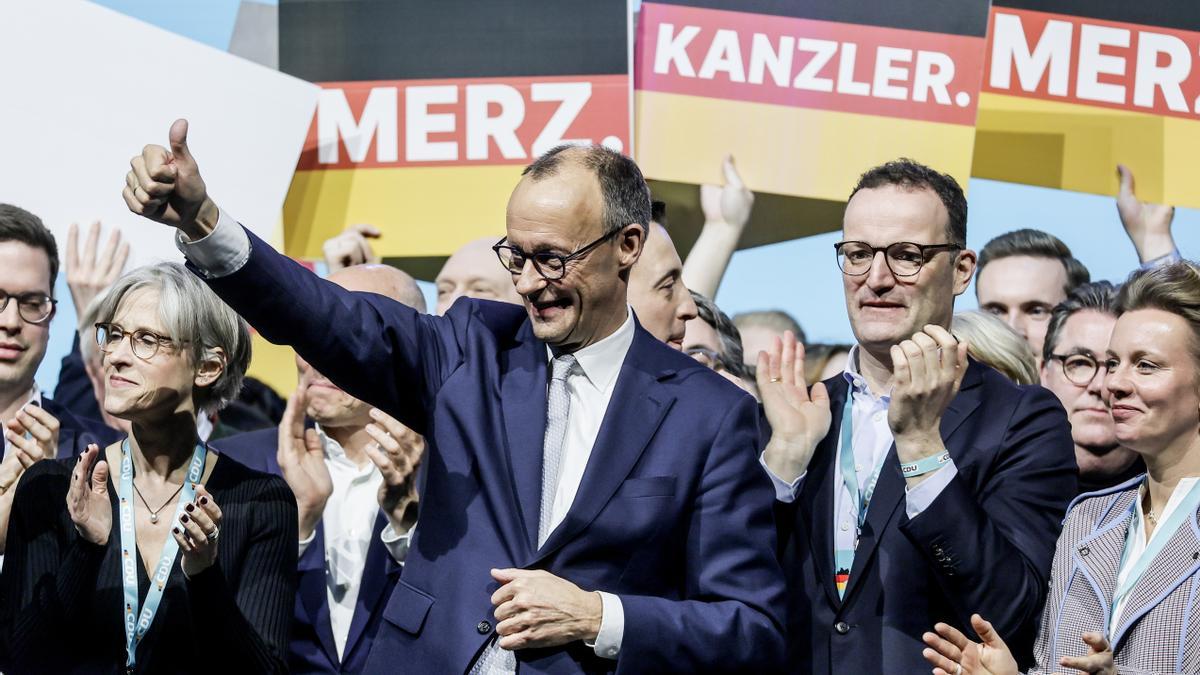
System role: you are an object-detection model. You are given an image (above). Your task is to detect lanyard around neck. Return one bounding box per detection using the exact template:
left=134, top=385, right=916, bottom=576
left=118, top=439, right=207, bottom=671
left=837, top=394, right=888, bottom=531
left=1108, top=478, right=1200, bottom=639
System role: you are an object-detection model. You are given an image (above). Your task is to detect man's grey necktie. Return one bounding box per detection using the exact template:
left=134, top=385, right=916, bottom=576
left=470, top=353, right=580, bottom=675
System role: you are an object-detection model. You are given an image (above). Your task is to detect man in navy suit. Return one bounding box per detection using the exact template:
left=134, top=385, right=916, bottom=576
left=757, top=160, right=1077, bottom=673
left=214, top=263, right=425, bottom=674
left=0, top=204, right=119, bottom=557
left=124, top=120, right=786, bottom=673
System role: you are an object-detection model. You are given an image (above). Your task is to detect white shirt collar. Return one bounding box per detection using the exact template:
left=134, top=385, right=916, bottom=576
left=547, top=307, right=635, bottom=393
left=842, top=345, right=890, bottom=402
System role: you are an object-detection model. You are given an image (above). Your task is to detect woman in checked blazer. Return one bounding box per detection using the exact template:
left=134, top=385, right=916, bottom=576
left=921, top=261, right=1200, bottom=675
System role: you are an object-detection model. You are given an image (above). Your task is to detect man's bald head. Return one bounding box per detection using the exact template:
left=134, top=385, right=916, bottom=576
left=329, top=264, right=426, bottom=312
left=435, top=236, right=521, bottom=315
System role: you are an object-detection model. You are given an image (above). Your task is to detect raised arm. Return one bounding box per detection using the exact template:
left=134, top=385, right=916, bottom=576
left=122, top=119, right=466, bottom=431
left=681, top=156, right=753, bottom=298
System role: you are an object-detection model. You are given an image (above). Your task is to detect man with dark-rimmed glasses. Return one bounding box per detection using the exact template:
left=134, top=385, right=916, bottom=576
left=1041, top=281, right=1143, bottom=495
left=0, top=203, right=120, bottom=562
left=757, top=159, right=1076, bottom=673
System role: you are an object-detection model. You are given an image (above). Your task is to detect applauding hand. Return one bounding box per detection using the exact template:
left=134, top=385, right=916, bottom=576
left=363, top=408, right=423, bottom=532
left=173, top=485, right=223, bottom=577
left=759, top=331, right=831, bottom=483
left=67, top=444, right=112, bottom=545
left=276, top=386, right=333, bottom=540
left=922, top=614, right=1018, bottom=675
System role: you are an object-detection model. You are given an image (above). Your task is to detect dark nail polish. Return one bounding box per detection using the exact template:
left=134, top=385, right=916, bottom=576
left=181, top=514, right=189, bottom=523
left=200, top=497, right=208, bottom=505
left=185, top=504, right=194, bottom=512
left=173, top=527, right=180, bottom=533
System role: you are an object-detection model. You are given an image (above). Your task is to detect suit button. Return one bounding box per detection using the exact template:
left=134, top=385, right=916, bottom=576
left=1079, top=546, right=1090, bottom=557
left=932, top=545, right=944, bottom=556
left=834, top=621, right=850, bottom=635
left=477, top=621, right=491, bottom=634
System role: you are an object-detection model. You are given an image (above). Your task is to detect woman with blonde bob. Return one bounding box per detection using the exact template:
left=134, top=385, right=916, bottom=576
left=922, top=260, right=1200, bottom=675
left=952, top=311, right=1039, bottom=385
left=0, top=263, right=296, bottom=674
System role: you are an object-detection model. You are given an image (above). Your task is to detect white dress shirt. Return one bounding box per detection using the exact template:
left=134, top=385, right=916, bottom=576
left=762, top=346, right=956, bottom=533
left=544, top=310, right=635, bottom=660
left=177, top=210, right=627, bottom=660
left=0, top=387, right=41, bottom=573
left=296, top=426, right=411, bottom=660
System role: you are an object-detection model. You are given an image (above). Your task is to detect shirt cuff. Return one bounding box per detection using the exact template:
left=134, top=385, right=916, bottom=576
left=174, top=207, right=251, bottom=278
left=381, top=522, right=412, bottom=564
left=590, top=591, right=623, bottom=659
left=1139, top=247, right=1182, bottom=270
left=759, top=452, right=805, bottom=503
left=298, top=529, right=316, bottom=558
left=904, top=460, right=958, bottom=520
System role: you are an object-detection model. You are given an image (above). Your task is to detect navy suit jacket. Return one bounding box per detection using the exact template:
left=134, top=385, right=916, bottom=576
left=197, top=228, right=787, bottom=674
left=0, top=394, right=120, bottom=461
left=778, top=361, right=1077, bottom=674
left=213, top=428, right=400, bottom=674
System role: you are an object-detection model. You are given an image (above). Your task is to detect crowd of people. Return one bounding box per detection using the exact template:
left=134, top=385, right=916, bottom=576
left=0, top=116, right=1194, bottom=674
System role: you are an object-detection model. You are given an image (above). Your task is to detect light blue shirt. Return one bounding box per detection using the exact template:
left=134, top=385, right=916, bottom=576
left=762, top=346, right=958, bottom=533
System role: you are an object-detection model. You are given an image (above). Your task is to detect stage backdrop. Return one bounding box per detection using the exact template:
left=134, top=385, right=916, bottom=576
left=278, top=0, right=633, bottom=276
left=634, top=0, right=992, bottom=250
left=976, top=1, right=1200, bottom=207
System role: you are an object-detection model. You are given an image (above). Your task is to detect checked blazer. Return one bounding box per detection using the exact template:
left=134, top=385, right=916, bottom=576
left=1030, top=476, right=1200, bottom=674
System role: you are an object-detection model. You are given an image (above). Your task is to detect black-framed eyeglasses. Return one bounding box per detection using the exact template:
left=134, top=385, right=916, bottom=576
left=834, top=240, right=962, bottom=277
left=95, top=322, right=183, bottom=361
left=493, top=229, right=620, bottom=281
left=1047, top=352, right=1105, bottom=386
left=0, top=289, right=56, bottom=324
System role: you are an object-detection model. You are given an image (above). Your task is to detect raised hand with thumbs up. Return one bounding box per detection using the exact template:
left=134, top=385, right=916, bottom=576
left=123, top=118, right=219, bottom=241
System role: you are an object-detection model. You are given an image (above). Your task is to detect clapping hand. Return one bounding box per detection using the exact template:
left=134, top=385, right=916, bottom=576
left=1116, top=164, right=1176, bottom=263
left=922, top=614, right=1018, bottom=675
left=759, top=330, right=831, bottom=483
left=323, top=224, right=383, bottom=273
left=4, top=403, right=61, bottom=468
left=66, top=221, right=130, bottom=318
left=363, top=408, right=423, bottom=532
left=173, top=485, right=222, bottom=577
left=887, top=325, right=967, bottom=466
left=276, top=386, right=332, bottom=540
left=67, top=444, right=112, bottom=545
left=123, top=119, right=219, bottom=239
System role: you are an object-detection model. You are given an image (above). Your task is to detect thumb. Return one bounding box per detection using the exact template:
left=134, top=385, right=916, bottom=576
left=1080, top=631, right=1109, bottom=654
left=1116, top=164, right=1134, bottom=197
left=303, top=428, right=323, bottom=455
left=971, top=614, right=1005, bottom=649
left=810, top=381, right=830, bottom=405
left=169, top=118, right=192, bottom=160
left=722, top=154, right=744, bottom=188
left=91, top=459, right=109, bottom=494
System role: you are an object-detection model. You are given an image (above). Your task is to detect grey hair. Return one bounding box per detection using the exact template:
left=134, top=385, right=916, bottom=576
left=691, top=291, right=749, bottom=379
left=952, top=310, right=1038, bottom=385
left=93, top=262, right=251, bottom=413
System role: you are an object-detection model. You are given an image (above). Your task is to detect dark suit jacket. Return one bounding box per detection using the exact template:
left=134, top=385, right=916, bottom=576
left=196, top=228, right=787, bottom=674
left=778, top=361, right=1077, bottom=674
left=213, top=428, right=400, bottom=675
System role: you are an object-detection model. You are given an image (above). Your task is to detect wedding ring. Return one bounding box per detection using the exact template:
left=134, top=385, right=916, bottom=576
left=206, top=527, right=219, bottom=543
left=955, top=664, right=962, bottom=675
left=769, top=377, right=782, bottom=383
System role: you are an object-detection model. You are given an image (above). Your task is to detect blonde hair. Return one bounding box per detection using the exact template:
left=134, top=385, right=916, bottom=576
left=1117, top=260, right=1200, bottom=370
left=952, top=311, right=1038, bottom=385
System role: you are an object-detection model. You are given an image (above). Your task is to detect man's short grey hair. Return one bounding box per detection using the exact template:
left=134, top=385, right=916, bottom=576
left=93, top=262, right=251, bottom=413
left=732, top=309, right=807, bottom=346
left=691, top=291, right=748, bottom=379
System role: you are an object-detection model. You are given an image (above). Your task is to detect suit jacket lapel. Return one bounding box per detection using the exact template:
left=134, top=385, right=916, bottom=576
left=842, top=361, right=984, bottom=603
left=800, top=377, right=847, bottom=609
left=297, top=521, right=340, bottom=666
left=1111, top=500, right=1200, bottom=649
left=499, top=323, right=550, bottom=557
left=343, top=512, right=400, bottom=662
left=528, top=327, right=674, bottom=567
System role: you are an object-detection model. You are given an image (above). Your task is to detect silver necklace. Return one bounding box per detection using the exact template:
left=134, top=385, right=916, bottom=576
left=131, top=480, right=184, bottom=524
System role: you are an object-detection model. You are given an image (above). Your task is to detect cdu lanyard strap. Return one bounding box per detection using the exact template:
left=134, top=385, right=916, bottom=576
left=834, top=394, right=888, bottom=598
left=1108, top=478, right=1200, bottom=639
left=118, top=439, right=206, bottom=671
